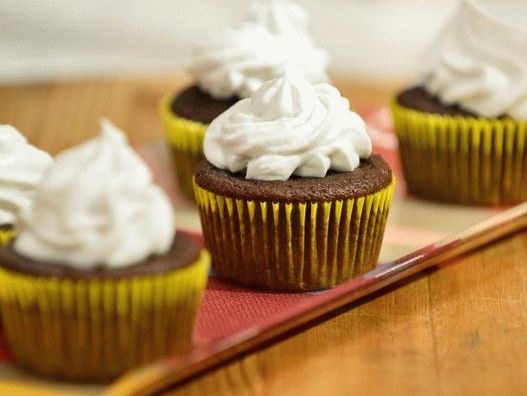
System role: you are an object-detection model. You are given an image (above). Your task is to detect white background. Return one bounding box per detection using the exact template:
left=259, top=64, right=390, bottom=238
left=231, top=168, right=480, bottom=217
left=0, top=0, right=458, bottom=83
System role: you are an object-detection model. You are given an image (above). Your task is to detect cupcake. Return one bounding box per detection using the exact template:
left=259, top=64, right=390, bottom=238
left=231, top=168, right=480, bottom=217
left=160, top=0, right=329, bottom=201
left=193, top=72, right=395, bottom=291
left=0, top=121, right=209, bottom=381
left=392, top=0, right=527, bottom=205
left=0, top=125, right=52, bottom=245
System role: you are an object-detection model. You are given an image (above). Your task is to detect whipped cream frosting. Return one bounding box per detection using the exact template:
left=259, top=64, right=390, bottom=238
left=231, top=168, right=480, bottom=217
left=247, top=0, right=309, bottom=35
left=423, top=0, right=527, bottom=119
left=0, top=125, right=52, bottom=226
left=204, top=72, right=372, bottom=181
left=14, top=120, right=175, bottom=268
left=188, top=1, right=329, bottom=100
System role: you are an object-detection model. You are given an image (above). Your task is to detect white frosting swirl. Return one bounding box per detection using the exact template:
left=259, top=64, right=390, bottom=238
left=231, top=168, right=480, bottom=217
left=423, top=0, right=527, bottom=119
left=14, top=120, right=175, bottom=268
left=247, top=0, right=310, bottom=35
left=188, top=1, right=329, bottom=100
left=0, top=125, right=52, bottom=226
left=204, top=72, right=372, bottom=181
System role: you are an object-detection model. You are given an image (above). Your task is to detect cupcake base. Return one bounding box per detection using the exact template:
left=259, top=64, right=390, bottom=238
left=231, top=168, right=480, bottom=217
left=0, top=237, right=209, bottom=381
left=160, top=87, right=239, bottom=202
left=194, top=158, right=394, bottom=291
left=392, top=93, right=527, bottom=205
left=160, top=95, right=208, bottom=202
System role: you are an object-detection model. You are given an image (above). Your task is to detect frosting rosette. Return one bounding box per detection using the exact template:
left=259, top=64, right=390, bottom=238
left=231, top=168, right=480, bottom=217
left=188, top=1, right=329, bottom=99
left=204, top=72, right=372, bottom=181
left=14, top=120, right=175, bottom=268
left=423, top=0, right=527, bottom=119
left=0, top=125, right=52, bottom=226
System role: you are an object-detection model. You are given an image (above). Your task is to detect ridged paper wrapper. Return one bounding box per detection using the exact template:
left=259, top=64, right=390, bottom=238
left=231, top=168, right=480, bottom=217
left=194, top=178, right=395, bottom=291
left=160, top=95, right=207, bottom=201
left=0, top=250, right=210, bottom=381
left=0, top=227, right=16, bottom=246
left=392, top=101, right=527, bottom=205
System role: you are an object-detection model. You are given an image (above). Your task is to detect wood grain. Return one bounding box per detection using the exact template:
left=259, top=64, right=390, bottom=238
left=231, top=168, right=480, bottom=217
left=1, top=75, right=526, bottom=396
left=167, top=233, right=527, bottom=396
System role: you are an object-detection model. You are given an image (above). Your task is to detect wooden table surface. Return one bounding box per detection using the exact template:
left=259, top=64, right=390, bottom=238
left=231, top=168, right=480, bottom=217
left=1, top=76, right=526, bottom=396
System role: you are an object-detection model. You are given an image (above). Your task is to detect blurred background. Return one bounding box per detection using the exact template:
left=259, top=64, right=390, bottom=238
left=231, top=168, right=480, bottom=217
left=1, top=0, right=458, bottom=84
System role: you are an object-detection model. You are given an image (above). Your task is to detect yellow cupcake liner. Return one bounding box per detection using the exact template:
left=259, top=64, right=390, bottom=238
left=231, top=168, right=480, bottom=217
left=0, top=227, right=16, bottom=246
left=194, top=178, right=395, bottom=291
left=160, top=95, right=208, bottom=202
left=392, top=101, right=527, bottom=205
left=0, top=250, right=209, bottom=381
left=160, top=95, right=208, bottom=153
left=170, top=146, right=205, bottom=202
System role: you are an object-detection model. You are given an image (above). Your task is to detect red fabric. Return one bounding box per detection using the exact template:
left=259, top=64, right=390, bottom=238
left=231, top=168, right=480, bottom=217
left=194, top=277, right=318, bottom=344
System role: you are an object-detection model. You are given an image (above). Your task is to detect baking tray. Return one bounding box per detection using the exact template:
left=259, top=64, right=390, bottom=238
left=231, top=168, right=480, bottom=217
left=0, top=105, right=516, bottom=395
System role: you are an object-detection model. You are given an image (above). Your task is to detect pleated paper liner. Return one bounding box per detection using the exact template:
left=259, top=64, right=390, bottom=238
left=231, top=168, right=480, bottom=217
left=0, top=227, right=15, bottom=247
left=0, top=250, right=209, bottom=381
left=160, top=95, right=207, bottom=202
left=391, top=101, right=527, bottom=205
left=194, top=178, right=395, bottom=291
left=170, top=147, right=204, bottom=202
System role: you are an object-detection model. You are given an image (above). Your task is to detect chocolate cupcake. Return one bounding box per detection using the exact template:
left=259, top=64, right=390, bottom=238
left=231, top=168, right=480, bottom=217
left=160, top=0, right=329, bottom=201
left=0, top=125, right=52, bottom=245
left=392, top=0, right=527, bottom=205
left=194, top=72, right=395, bottom=291
left=0, top=121, right=209, bottom=381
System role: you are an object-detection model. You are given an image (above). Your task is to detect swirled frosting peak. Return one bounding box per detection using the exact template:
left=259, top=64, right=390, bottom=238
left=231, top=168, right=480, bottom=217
left=0, top=125, right=52, bottom=225
left=14, top=120, right=175, bottom=268
left=188, top=1, right=328, bottom=100
left=423, top=0, right=527, bottom=119
left=247, top=0, right=309, bottom=35
left=204, top=72, right=372, bottom=180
